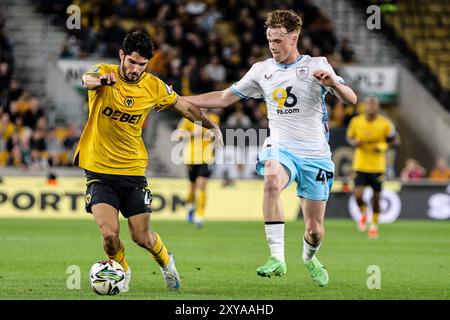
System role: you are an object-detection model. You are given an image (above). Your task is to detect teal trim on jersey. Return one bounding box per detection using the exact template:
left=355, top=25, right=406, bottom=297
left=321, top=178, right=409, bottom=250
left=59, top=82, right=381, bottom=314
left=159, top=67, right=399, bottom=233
left=230, top=86, right=248, bottom=99
left=320, top=86, right=329, bottom=142
left=275, top=55, right=303, bottom=69
left=320, top=86, right=328, bottom=117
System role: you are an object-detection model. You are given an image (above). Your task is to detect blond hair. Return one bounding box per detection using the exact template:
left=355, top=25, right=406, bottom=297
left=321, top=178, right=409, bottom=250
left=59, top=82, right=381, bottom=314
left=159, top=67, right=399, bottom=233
left=265, top=9, right=302, bottom=34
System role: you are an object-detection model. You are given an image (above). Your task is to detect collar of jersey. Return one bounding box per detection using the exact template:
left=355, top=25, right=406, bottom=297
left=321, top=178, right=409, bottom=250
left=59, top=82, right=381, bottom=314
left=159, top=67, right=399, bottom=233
left=116, top=65, right=147, bottom=84
left=275, top=55, right=303, bottom=69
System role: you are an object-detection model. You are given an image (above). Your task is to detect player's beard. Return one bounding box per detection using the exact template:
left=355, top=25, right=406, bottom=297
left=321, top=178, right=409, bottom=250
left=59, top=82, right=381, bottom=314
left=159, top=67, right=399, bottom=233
left=120, top=62, right=140, bottom=81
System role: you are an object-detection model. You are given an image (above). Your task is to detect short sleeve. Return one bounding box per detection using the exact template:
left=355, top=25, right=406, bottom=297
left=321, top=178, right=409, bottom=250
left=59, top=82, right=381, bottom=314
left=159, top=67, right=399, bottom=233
left=230, top=63, right=263, bottom=100
left=84, top=64, right=109, bottom=76
left=316, top=57, right=345, bottom=94
left=83, top=64, right=113, bottom=90
left=386, top=120, right=396, bottom=139
left=154, top=79, right=179, bottom=111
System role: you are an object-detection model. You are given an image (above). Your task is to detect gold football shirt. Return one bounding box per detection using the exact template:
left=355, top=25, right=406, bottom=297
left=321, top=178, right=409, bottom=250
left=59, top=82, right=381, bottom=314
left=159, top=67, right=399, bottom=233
left=75, top=63, right=178, bottom=175
left=347, top=114, right=395, bottom=173
left=177, top=112, right=220, bottom=165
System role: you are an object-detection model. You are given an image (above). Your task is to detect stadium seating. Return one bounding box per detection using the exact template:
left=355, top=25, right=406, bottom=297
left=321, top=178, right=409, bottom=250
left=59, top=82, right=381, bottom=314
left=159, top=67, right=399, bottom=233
left=384, top=0, right=450, bottom=91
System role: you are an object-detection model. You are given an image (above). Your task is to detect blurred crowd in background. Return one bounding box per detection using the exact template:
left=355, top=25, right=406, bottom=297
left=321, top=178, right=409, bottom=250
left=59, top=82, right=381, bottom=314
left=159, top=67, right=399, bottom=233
left=44, top=0, right=360, bottom=130
left=1, top=0, right=449, bottom=181
left=1, top=9, right=80, bottom=169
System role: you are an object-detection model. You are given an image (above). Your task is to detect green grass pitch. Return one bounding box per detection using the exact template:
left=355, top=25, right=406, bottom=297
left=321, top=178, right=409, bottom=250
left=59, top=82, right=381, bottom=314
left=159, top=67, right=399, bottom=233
left=0, top=218, right=449, bottom=300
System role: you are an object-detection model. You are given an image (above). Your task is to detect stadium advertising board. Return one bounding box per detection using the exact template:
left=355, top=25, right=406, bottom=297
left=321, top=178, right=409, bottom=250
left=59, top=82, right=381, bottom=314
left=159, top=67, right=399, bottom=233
left=0, top=177, right=448, bottom=221
left=326, top=182, right=450, bottom=221
left=341, top=65, right=399, bottom=102
left=0, top=176, right=299, bottom=221
left=57, top=59, right=117, bottom=91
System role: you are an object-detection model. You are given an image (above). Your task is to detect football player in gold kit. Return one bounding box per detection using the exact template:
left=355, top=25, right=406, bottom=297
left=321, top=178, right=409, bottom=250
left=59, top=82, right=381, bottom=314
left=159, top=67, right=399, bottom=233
left=177, top=111, right=220, bottom=228
left=76, top=32, right=223, bottom=292
left=346, top=96, right=399, bottom=238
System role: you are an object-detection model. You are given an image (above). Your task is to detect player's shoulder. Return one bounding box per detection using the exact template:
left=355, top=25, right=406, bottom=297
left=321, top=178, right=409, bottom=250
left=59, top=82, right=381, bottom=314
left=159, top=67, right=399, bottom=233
left=141, top=72, right=167, bottom=88
left=351, top=114, right=366, bottom=124
left=101, top=63, right=118, bottom=70
left=86, top=63, right=117, bottom=73
left=377, top=114, right=394, bottom=125
left=142, top=72, right=176, bottom=96
left=306, top=55, right=331, bottom=68
left=249, top=58, right=271, bottom=71
left=376, top=113, right=390, bottom=121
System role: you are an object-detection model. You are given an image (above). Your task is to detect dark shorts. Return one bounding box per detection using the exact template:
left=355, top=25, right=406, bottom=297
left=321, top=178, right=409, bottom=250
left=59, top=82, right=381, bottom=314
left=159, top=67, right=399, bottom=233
left=354, top=171, right=385, bottom=192
left=84, top=170, right=152, bottom=218
left=187, top=164, right=213, bottom=183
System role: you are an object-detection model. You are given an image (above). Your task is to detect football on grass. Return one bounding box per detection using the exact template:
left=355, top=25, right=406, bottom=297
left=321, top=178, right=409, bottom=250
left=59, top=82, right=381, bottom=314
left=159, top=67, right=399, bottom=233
left=89, top=259, right=125, bottom=295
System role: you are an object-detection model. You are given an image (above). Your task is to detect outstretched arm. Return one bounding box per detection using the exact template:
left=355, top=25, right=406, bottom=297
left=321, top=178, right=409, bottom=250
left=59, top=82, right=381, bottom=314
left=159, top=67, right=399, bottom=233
left=331, top=83, right=358, bottom=106
left=172, top=96, right=224, bottom=147
left=313, top=70, right=357, bottom=105
left=182, top=88, right=241, bottom=109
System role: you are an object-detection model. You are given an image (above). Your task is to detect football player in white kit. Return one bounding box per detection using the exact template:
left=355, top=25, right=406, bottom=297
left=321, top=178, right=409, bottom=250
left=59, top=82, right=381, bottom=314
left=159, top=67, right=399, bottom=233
left=182, top=9, right=357, bottom=287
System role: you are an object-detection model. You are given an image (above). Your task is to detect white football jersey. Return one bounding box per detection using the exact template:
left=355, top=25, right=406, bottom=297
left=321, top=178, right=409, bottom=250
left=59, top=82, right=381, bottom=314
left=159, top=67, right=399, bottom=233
left=230, top=55, right=345, bottom=158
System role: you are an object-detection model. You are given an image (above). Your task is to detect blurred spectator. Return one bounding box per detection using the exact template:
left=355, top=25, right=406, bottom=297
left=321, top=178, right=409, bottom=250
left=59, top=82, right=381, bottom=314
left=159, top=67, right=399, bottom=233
left=166, top=58, right=183, bottom=93
left=97, top=15, right=126, bottom=58
left=204, top=55, right=226, bottom=83
left=60, top=41, right=75, bottom=59
left=400, top=158, right=426, bottom=182
left=6, top=129, right=28, bottom=168
left=337, top=38, right=357, bottom=63
left=185, top=1, right=206, bottom=16
left=46, top=128, right=63, bottom=167
left=249, top=101, right=268, bottom=127
left=0, top=112, right=14, bottom=139
left=429, top=157, right=450, bottom=182
left=46, top=172, right=58, bottom=186
left=0, top=62, right=10, bottom=91
left=11, top=89, right=37, bottom=118
left=63, top=124, right=80, bottom=165
left=226, top=106, right=252, bottom=128
left=29, top=128, right=48, bottom=170
left=7, top=78, right=23, bottom=102
left=198, top=5, right=222, bottom=33
left=197, top=67, right=214, bottom=94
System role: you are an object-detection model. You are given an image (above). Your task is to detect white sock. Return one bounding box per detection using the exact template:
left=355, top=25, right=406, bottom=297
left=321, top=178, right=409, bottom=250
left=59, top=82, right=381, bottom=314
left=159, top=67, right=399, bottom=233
left=303, top=237, right=321, bottom=261
left=265, top=223, right=285, bottom=263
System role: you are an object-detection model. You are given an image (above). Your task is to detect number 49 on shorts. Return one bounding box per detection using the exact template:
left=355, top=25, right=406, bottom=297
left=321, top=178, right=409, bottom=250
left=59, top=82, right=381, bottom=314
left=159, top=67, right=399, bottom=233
left=315, top=169, right=333, bottom=184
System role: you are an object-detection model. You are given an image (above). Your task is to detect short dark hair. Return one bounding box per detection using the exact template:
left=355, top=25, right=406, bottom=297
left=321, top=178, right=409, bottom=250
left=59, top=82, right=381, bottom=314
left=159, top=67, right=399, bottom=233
left=265, top=9, right=302, bottom=34
left=122, top=31, right=154, bottom=59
